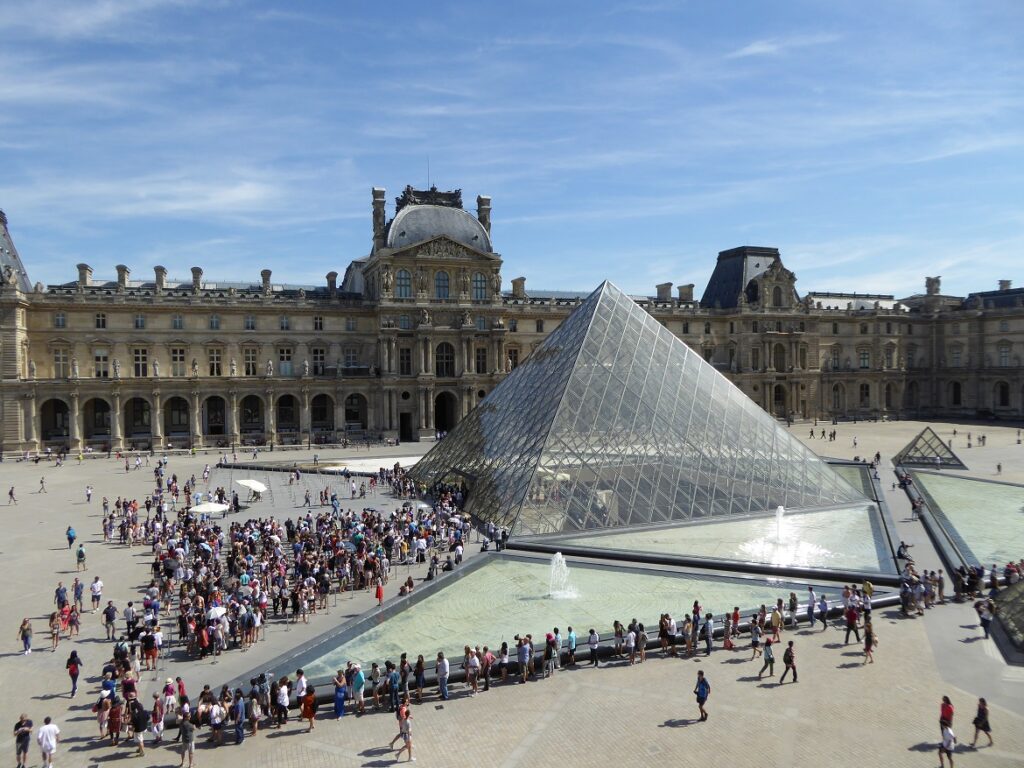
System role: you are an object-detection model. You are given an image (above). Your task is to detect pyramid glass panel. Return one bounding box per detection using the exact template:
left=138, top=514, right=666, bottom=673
left=410, top=282, right=867, bottom=536
left=893, top=427, right=967, bottom=469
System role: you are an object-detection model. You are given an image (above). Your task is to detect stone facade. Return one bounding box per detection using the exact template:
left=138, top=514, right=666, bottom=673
left=0, top=190, right=1021, bottom=454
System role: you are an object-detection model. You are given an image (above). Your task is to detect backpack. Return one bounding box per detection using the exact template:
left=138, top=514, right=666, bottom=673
left=783, top=647, right=793, bottom=664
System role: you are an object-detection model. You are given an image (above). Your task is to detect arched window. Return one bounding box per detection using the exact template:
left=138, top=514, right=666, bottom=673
left=472, top=272, right=487, bottom=301
left=832, top=384, right=844, bottom=410
left=703, top=322, right=711, bottom=334
left=395, top=269, right=412, bottom=298
left=996, top=381, right=1010, bottom=407
left=435, top=271, right=450, bottom=299
left=859, top=383, right=870, bottom=407
left=772, top=286, right=783, bottom=307
left=435, top=342, right=455, bottom=377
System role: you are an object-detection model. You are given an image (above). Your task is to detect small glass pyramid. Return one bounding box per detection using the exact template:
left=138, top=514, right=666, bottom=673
left=410, top=281, right=867, bottom=536
left=893, top=427, right=966, bottom=469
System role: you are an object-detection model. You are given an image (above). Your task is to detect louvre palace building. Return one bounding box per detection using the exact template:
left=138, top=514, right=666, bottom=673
left=0, top=185, right=1021, bottom=454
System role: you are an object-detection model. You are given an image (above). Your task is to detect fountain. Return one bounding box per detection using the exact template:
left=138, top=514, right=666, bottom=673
left=548, top=552, right=578, bottom=599
left=776, top=505, right=785, bottom=542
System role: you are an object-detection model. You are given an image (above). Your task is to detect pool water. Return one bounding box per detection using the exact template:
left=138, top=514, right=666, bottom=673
left=300, top=555, right=844, bottom=679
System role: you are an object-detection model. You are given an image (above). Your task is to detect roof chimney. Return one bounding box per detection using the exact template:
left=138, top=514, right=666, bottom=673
left=326, top=271, right=338, bottom=296
left=677, top=284, right=694, bottom=302
left=261, top=269, right=272, bottom=295
left=511, top=276, right=526, bottom=299
left=999, top=279, right=1011, bottom=291
left=77, top=263, right=92, bottom=288
left=191, top=266, right=203, bottom=294
left=372, top=188, right=387, bottom=250
left=476, top=195, right=492, bottom=235
left=154, top=265, right=167, bottom=292
left=115, top=264, right=130, bottom=292
left=656, top=282, right=673, bottom=301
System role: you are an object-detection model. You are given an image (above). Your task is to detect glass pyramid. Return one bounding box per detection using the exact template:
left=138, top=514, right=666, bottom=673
left=893, top=427, right=966, bottom=469
left=410, top=281, right=867, bottom=536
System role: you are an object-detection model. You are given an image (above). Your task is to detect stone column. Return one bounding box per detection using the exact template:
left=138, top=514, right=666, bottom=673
left=464, top=338, right=472, bottom=373
left=334, top=393, right=345, bottom=439
left=425, top=337, right=434, bottom=375
left=24, top=394, right=37, bottom=449
left=390, top=390, right=398, bottom=431
left=69, top=391, right=82, bottom=450
left=426, top=388, right=435, bottom=431
left=152, top=393, right=164, bottom=446
left=111, top=391, right=123, bottom=451
left=418, top=389, right=427, bottom=430
left=463, top=386, right=473, bottom=417
left=300, top=388, right=311, bottom=440
left=228, top=391, right=239, bottom=446
left=265, top=391, right=276, bottom=445
left=191, top=390, right=203, bottom=447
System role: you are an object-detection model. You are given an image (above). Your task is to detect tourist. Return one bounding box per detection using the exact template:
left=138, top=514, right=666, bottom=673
left=332, top=669, right=347, bottom=718
left=749, top=615, right=762, bottom=659
left=613, top=620, right=624, bottom=658
left=863, top=619, right=876, bottom=663
left=177, top=709, right=196, bottom=767
left=703, top=613, right=714, bottom=656
left=975, top=599, right=995, bottom=639
left=35, top=716, right=59, bottom=768
left=14, top=713, right=32, bottom=768
left=806, top=586, right=817, bottom=628
left=939, top=722, right=957, bottom=768
left=843, top=604, right=861, bottom=644
left=637, top=623, right=648, bottom=662
left=65, top=650, right=82, bottom=698
left=779, top=641, right=797, bottom=684
left=16, top=617, right=32, bottom=654
left=48, top=612, right=60, bottom=652
left=970, top=697, right=993, bottom=747
left=693, top=670, right=711, bottom=722
left=818, top=593, right=829, bottom=630
left=770, top=604, right=783, bottom=641
left=587, top=628, right=600, bottom=666
left=151, top=692, right=166, bottom=745
left=940, top=695, right=954, bottom=735
left=394, top=695, right=414, bottom=762
left=625, top=625, right=636, bottom=665
left=758, top=638, right=775, bottom=678
left=301, top=685, right=317, bottom=732
left=414, top=654, right=427, bottom=701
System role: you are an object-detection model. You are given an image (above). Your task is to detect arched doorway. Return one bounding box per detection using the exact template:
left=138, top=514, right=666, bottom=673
left=772, top=384, right=787, bottom=416
left=831, top=383, right=845, bottom=412
left=240, top=395, right=264, bottom=435
left=276, top=394, right=299, bottom=436
left=904, top=381, right=919, bottom=409
left=344, top=394, right=367, bottom=432
left=434, top=391, right=458, bottom=434
left=884, top=383, right=896, bottom=410
left=435, top=342, right=455, bottom=377
left=949, top=381, right=962, bottom=407
left=123, top=397, right=151, bottom=437
left=40, top=399, right=70, bottom=441
left=164, top=396, right=190, bottom=436
left=773, top=343, right=786, bottom=372
left=310, top=394, right=335, bottom=437
left=83, top=398, right=111, bottom=440
left=204, top=396, right=226, bottom=436
left=994, top=381, right=1010, bottom=408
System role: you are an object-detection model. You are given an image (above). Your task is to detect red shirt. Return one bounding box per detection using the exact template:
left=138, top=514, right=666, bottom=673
left=941, top=702, right=954, bottom=723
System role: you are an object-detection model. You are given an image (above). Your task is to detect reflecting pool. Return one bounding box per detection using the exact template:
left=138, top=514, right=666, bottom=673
left=299, top=555, right=842, bottom=679
left=552, top=504, right=894, bottom=574
left=912, top=472, right=1024, bottom=567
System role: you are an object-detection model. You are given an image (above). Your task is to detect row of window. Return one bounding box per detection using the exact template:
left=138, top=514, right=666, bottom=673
left=55, top=313, right=359, bottom=332
left=392, top=270, right=490, bottom=301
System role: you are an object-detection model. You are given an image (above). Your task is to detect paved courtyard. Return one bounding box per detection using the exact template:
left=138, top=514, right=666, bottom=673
left=0, top=420, right=1021, bottom=768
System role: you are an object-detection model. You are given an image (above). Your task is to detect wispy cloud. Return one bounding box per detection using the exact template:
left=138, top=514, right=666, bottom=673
left=726, top=33, right=841, bottom=59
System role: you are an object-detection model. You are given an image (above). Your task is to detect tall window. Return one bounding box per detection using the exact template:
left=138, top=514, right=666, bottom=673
left=345, top=317, right=357, bottom=332
left=950, top=381, right=962, bottom=406
left=860, top=323, right=868, bottom=334
left=132, top=348, right=148, bottom=377
left=243, top=348, right=258, bottom=376
left=53, top=348, right=70, bottom=378
left=171, top=347, right=186, bottom=377
left=833, top=322, right=839, bottom=335
left=999, top=346, right=1010, bottom=367
left=209, top=314, right=220, bottom=330
left=476, top=316, right=487, bottom=331
left=885, top=322, right=892, bottom=334
left=172, top=314, right=184, bottom=330
left=508, top=348, right=519, bottom=369
left=952, top=323, right=960, bottom=336
left=704, top=322, right=711, bottom=334
left=395, top=269, right=412, bottom=298
left=951, top=348, right=961, bottom=367
left=244, top=315, right=256, bottom=330
left=95, top=313, right=106, bottom=329
left=830, top=348, right=840, bottom=370
left=436, top=343, right=455, bottom=377
left=134, top=314, right=146, bottom=329
left=94, top=348, right=109, bottom=378
left=999, top=319, right=1009, bottom=332
left=751, top=348, right=760, bottom=370
left=208, top=348, right=222, bottom=376
left=278, top=347, right=293, bottom=376
left=509, top=319, right=518, bottom=332
left=435, top=271, right=450, bottom=299
left=472, top=272, right=487, bottom=300
left=996, top=382, right=1010, bottom=407
left=313, top=315, right=324, bottom=331
left=885, top=347, right=894, bottom=368
left=772, top=286, right=783, bottom=307
left=682, top=321, right=689, bottom=334
left=312, top=347, right=326, bottom=375
left=475, top=347, right=488, bottom=374
left=858, top=350, right=870, bottom=369
left=279, top=315, right=290, bottom=331
left=536, top=319, right=545, bottom=333
left=54, top=312, right=66, bottom=329
left=343, top=347, right=358, bottom=368
left=398, top=314, right=412, bottom=330
left=906, top=348, right=916, bottom=368
left=859, top=383, right=870, bottom=407
left=399, top=348, right=413, bottom=376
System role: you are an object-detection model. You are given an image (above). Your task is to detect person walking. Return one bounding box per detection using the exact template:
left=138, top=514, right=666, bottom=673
left=818, top=593, right=829, bottom=630
left=863, top=619, right=876, bottom=664
left=65, top=651, right=82, bottom=697
left=779, top=641, right=798, bottom=684
left=16, top=618, right=32, bottom=654
left=332, top=669, right=347, bottom=719
left=394, top=695, right=414, bottom=762
left=38, top=477, right=47, bottom=493
left=14, top=713, right=32, bottom=768
left=939, top=722, right=957, bottom=768
left=970, top=697, right=993, bottom=747
left=940, top=695, right=955, bottom=736
left=8, top=486, right=16, bottom=505
left=177, top=711, right=196, bottom=768
left=758, top=638, right=775, bottom=679
left=75, top=545, right=86, bottom=572
left=436, top=652, right=450, bottom=700
left=703, top=613, right=714, bottom=656
left=64, top=527, right=75, bottom=549
left=588, top=628, right=600, bottom=666
left=806, top=586, right=817, bottom=629
left=693, top=670, right=711, bottom=722
left=36, top=717, right=59, bottom=768
left=843, top=604, right=861, bottom=644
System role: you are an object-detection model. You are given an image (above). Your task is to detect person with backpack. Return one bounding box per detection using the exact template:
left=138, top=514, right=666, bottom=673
left=758, top=638, right=775, bottom=679
left=65, top=651, right=83, bottom=698
left=129, top=699, right=149, bottom=756
left=780, top=640, right=798, bottom=684
left=693, top=670, right=711, bottom=721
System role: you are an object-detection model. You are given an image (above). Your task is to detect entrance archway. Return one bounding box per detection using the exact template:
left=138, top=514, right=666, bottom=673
left=276, top=394, right=299, bottom=434
left=310, top=394, right=335, bottom=435
left=40, top=399, right=70, bottom=441
left=831, top=383, right=845, bottom=412
left=434, top=391, right=458, bottom=433
left=123, top=397, right=151, bottom=437
left=164, top=396, right=190, bottom=436
left=83, top=398, right=111, bottom=439
left=240, top=395, right=264, bottom=434
left=884, top=382, right=896, bottom=410
left=772, top=384, right=787, bottom=416
left=344, top=394, right=367, bottom=431
left=773, top=343, right=786, bottom=372
left=204, top=396, right=226, bottom=436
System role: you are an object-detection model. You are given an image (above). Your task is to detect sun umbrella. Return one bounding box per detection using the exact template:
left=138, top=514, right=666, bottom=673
left=416, top=501, right=433, bottom=511
left=236, top=479, right=267, bottom=493
left=238, top=586, right=253, bottom=597
left=198, top=542, right=213, bottom=553
left=192, top=502, right=230, bottom=515
left=206, top=606, right=227, bottom=620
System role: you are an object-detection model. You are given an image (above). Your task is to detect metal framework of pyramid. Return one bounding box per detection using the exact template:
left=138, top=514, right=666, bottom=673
left=410, top=281, right=868, bottom=536
left=893, top=427, right=967, bottom=470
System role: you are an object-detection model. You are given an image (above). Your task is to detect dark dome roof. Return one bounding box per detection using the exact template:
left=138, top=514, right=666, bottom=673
left=385, top=205, right=491, bottom=253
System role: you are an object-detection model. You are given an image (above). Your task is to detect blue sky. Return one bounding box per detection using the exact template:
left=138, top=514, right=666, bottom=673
left=1, top=1, right=1022, bottom=298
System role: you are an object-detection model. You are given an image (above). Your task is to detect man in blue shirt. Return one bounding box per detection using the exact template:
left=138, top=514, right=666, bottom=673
left=566, top=626, right=577, bottom=666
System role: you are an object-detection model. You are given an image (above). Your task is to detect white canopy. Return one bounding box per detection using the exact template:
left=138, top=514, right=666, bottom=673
left=236, top=479, right=267, bottom=493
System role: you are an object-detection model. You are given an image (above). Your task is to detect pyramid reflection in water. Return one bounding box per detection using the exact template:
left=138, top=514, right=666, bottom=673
left=411, top=281, right=867, bottom=537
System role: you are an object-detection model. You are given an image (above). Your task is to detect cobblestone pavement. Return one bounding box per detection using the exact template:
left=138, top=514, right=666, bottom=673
left=0, top=424, right=1021, bottom=767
